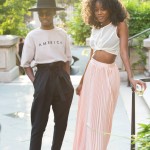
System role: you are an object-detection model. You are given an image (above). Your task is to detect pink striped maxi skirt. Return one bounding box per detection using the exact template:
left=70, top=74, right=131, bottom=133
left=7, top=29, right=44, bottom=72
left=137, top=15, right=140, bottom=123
left=73, top=58, right=120, bottom=150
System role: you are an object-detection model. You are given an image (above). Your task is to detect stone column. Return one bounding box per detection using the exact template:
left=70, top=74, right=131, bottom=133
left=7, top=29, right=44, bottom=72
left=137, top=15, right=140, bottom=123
left=0, top=35, right=19, bottom=82
left=143, top=36, right=150, bottom=77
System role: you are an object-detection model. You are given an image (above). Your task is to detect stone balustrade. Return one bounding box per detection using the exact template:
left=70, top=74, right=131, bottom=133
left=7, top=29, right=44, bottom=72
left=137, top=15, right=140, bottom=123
left=0, top=35, right=19, bottom=82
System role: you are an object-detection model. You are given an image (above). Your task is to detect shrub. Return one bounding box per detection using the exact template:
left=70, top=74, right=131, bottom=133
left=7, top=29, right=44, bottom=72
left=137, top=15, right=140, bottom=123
left=66, top=2, right=91, bottom=45
left=124, top=0, right=150, bottom=36
left=134, top=121, right=150, bottom=150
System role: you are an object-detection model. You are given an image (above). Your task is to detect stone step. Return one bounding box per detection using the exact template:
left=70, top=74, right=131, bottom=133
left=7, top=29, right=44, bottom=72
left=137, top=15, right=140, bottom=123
left=143, top=82, right=150, bottom=109
left=119, top=82, right=150, bottom=132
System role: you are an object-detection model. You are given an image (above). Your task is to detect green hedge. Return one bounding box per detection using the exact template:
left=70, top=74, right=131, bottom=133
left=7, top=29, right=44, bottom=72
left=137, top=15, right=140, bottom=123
left=125, top=0, right=150, bottom=36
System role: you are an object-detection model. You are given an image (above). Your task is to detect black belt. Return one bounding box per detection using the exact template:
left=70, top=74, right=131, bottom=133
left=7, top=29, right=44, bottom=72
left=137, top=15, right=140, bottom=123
left=37, top=61, right=65, bottom=69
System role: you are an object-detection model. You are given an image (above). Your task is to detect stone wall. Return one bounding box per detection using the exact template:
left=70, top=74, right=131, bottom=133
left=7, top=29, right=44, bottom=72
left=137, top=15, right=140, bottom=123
left=143, top=35, right=150, bottom=76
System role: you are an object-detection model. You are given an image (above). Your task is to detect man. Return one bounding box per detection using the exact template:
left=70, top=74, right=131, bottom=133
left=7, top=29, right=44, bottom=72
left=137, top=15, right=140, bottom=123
left=21, top=0, right=74, bottom=149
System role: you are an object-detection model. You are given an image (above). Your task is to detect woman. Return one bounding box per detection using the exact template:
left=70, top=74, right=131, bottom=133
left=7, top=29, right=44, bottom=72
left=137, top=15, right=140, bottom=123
left=73, top=0, right=146, bottom=149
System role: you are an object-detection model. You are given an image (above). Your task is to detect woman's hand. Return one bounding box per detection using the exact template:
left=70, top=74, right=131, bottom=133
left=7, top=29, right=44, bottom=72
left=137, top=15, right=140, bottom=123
left=76, top=83, right=83, bottom=95
left=129, top=78, right=147, bottom=91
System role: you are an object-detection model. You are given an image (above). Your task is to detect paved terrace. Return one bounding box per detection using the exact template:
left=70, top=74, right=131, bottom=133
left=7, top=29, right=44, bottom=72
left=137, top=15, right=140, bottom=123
left=0, top=75, right=149, bottom=150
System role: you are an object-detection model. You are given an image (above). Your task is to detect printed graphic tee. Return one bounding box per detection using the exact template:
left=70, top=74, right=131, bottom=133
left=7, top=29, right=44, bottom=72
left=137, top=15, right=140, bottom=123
left=21, top=27, right=72, bottom=67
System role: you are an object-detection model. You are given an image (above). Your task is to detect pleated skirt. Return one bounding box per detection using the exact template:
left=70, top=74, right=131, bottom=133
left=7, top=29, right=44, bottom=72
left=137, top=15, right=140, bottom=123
left=73, top=58, right=120, bottom=150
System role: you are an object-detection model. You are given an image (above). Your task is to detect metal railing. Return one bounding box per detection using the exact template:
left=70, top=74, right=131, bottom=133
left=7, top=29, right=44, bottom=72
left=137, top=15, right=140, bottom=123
left=128, top=28, right=150, bottom=41
left=131, top=78, right=150, bottom=150
left=128, top=28, right=150, bottom=87
left=128, top=28, right=150, bottom=150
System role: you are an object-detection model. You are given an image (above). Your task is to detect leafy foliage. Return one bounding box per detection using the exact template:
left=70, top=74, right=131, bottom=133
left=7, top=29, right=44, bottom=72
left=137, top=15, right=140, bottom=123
left=124, top=0, right=150, bottom=36
left=0, top=0, right=36, bottom=36
left=57, top=0, right=79, bottom=5
left=66, top=2, right=91, bottom=45
left=134, top=120, right=150, bottom=150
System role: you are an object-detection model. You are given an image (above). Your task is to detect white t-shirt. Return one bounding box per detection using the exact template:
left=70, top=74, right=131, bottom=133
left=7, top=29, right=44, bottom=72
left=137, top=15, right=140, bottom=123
left=21, top=27, right=72, bottom=67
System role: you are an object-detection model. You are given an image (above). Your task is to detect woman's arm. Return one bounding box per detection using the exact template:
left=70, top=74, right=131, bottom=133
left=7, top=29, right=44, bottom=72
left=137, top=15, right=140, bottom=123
left=118, top=22, right=133, bottom=79
left=118, top=22, right=146, bottom=90
left=76, top=49, right=94, bottom=95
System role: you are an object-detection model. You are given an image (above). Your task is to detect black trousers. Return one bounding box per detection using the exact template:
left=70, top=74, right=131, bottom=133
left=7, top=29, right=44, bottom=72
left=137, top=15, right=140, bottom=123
left=30, top=62, right=74, bottom=150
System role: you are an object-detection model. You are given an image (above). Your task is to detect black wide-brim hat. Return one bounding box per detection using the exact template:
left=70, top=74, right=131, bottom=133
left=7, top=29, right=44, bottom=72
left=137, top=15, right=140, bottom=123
left=29, top=0, right=65, bottom=11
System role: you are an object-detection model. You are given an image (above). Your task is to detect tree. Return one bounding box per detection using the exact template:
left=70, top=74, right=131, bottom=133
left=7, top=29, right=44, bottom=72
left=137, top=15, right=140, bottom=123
left=66, top=2, right=91, bottom=45
left=0, top=0, right=36, bottom=36
left=57, top=0, right=79, bottom=6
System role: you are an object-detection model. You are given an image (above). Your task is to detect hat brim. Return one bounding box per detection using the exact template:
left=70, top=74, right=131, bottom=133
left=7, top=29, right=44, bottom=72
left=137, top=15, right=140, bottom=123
left=28, top=6, right=65, bottom=11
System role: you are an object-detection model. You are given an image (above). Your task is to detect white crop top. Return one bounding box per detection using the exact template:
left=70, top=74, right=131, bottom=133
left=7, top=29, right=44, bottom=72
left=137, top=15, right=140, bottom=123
left=90, top=23, right=120, bottom=55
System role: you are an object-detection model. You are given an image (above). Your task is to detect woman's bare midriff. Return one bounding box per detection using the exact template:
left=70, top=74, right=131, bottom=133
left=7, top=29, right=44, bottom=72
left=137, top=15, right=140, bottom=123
left=92, top=50, right=116, bottom=64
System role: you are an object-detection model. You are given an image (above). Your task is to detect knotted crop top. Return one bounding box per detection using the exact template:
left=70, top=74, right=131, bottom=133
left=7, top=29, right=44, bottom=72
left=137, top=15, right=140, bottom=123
left=90, top=23, right=120, bottom=55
